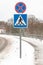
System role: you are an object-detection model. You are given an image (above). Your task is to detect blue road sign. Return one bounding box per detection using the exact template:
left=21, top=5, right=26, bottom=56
left=14, top=14, right=28, bottom=28
left=15, top=2, right=26, bottom=13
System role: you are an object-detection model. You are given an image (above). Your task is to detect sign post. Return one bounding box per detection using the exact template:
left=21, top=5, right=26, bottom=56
left=14, top=2, right=28, bottom=58
left=20, top=29, right=22, bottom=58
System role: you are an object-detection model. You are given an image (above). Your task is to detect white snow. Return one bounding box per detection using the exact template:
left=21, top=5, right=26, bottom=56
left=0, top=34, right=38, bottom=65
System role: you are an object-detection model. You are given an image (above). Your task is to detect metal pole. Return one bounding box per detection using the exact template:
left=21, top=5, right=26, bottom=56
left=20, top=29, right=22, bottom=58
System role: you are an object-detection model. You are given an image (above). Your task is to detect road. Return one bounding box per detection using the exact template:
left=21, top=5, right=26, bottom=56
left=0, top=34, right=34, bottom=65
left=0, top=34, right=43, bottom=65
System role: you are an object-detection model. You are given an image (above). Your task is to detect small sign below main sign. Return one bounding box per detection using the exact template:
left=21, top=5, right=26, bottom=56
left=14, top=14, right=28, bottom=28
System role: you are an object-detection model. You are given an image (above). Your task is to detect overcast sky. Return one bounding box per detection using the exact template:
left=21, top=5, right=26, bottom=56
left=0, top=0, right=43, bottom=21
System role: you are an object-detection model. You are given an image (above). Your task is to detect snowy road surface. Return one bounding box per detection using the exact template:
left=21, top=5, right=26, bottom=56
left=0, top=34, right=34, bottom=65
left=0, top=34, right=43, bottom=65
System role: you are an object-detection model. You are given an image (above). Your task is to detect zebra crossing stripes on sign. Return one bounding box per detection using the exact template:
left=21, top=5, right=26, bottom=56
left=14, top=14, right=28, bottom=28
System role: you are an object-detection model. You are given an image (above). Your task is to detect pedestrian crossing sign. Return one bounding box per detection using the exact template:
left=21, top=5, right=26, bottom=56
left=14, top=14, right=28, bottom=28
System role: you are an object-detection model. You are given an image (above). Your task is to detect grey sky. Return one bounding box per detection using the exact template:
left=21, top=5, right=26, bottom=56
left=0, top=0, right=43, bottom=21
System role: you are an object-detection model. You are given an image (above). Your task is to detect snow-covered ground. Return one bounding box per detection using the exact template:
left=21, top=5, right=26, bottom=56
left=0, top=34, right=43, bottom=65
left=0, top=34, right=34, bottom=65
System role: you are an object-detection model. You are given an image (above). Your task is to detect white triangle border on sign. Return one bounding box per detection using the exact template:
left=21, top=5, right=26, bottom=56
left=15, top=15, right=26, bottom=26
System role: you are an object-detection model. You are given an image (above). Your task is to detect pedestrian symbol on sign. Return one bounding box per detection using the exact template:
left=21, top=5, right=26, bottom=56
left=15, top=15, right=26, bottom=26
left=14, top=14, right=27, bottom=28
